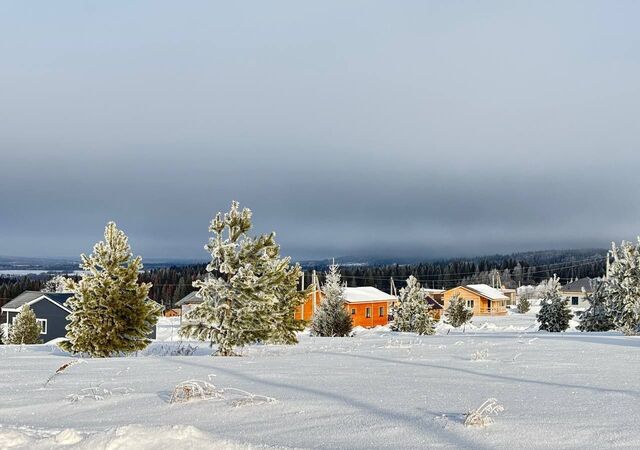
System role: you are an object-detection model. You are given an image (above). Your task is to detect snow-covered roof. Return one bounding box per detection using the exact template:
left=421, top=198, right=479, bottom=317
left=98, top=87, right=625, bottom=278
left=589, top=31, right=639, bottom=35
left=175, top=291, right=202, bottom=306
left=343, top=287, right=397, bottom=304
left=1, top=291, right=73, bottom=311
left=561, top=277, right=596, bottom=293
left=464, top=284, right=509, bottom=301
left=422, top=288, right=444, bottom=294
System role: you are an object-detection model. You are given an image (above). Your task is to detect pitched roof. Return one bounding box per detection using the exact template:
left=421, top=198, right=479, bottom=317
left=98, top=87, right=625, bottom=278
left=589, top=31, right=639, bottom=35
left=1, top=291, right=73, bottom=311
left=464, top=284, right=509, bottom=301
left=561, top=277, right=596, bottom=293
left=343, top=287, right=397, bottom=304
left=175, top=291, right=202, bottom=306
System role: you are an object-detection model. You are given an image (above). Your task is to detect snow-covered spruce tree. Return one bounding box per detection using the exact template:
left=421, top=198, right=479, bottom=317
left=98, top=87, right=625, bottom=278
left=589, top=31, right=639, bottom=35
left=8, top=305, right=42, bottom=345
left=391, top=276, right=435, bottom=335
left=60, top=222, right=162, bottom=357
left=445, top=295, right=473, bottom=330
left=180, top=202, right=307, bottom=355
left=578, top=281, right=614, bottom=332
left=516, top=296, right=531, bottom=314
left=604, top=239, right=640, bottom=335
left=311, top=263, right=353, bottom=337
left=536, top=275, right=573, bottom=332
left=42, top=275, right=72, bottom=293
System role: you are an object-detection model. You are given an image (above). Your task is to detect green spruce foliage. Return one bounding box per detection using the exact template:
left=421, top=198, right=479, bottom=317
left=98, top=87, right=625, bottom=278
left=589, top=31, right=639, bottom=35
left=391, top=276, right=435, bottom=335
left=516, top=296, right=531, bottom=314
left=8, top=305, right=42, bottom=345
left=578, top=280, right=614, bottom=332
left=445, top=294, right=473, bottom=329
left=604, top=239, right=640, bottom=335
left=60, top=222, right=162, bottom=357
left=537, top=275, right=573, bottom=332
left=311, top=263, right=353, bottom=337
left=180, top=202, right=307, bottom=355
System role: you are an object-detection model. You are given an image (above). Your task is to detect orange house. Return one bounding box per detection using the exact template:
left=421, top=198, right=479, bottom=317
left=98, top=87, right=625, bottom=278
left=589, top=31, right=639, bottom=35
left=442, top=284, right=508, bottom=316
left=295, top=286, right=397, bottom=328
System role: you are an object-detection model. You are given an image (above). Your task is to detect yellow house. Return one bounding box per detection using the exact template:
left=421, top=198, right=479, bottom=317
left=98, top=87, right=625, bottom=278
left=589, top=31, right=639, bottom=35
left=442, top=284, right=508, bottom=316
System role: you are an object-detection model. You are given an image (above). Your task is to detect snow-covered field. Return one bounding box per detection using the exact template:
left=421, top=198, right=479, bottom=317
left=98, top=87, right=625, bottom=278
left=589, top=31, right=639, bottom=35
left=1, top=312, right=639, bottom=449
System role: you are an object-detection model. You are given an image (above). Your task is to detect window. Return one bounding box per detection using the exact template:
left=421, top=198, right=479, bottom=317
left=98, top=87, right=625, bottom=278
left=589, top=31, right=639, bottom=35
left=466, top=299, right=474, bottom=309
left=36, top=319, right=47, bottom=335
left=571, top=297, right=579, bottom=306
left=365, top=307, right=371, bottom=318
left=379, top=306, right=385, bottom=317
left=351, top=308, right=356, bottom=315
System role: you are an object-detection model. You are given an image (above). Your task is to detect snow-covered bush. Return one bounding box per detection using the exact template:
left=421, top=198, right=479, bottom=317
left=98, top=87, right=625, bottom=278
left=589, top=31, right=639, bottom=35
left=42, top=275, right=72, bottom=293
left=60, top=222, right=163, bottom=357
left=7, top=305, right=41, bottom=345
left=170, top=378, right=276, bottom=407
left=604, top=239, right=640, bottom=335
left=311, top=262, right=352, bottom=337
left=180, top=202, right=307, bottom=355
left=391, top=276, right=435, bottom=335
left=464, top=398, right=504, bottom=427
left=516, top=296, right=531, bottom=314
left=578, top=281, right=614, bottom=332
left=445, top=295, right=473, bottom=330
left=471, top=349, right=489, bottom=361
left=537, top=275, right=573, bottom=332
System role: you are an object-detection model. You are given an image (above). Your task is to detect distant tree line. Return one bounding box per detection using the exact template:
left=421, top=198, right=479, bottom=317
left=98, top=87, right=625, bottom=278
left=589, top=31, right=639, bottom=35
left=0, top=248, right=607, bottom=309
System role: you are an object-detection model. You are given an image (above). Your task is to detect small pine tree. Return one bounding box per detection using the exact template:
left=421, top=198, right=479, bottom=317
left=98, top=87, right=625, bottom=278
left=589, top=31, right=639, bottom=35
left=180, top=202, right=307, bottom=355
left=8, top=305, right=42, bottom=345
left=537, top=275, right=573, bottom=332
left=60, top=222, right=163, bottom=357
left=604, top=239, right=640, bottom=335
left=311, top=263, right=353, bottom=337
left=516, top=296, right=531, bottom=314
left=391, top=276, right=435, bottom=335
left=578, top=281, right=614, bottom=332
left=42, top=275, right=72, bottom=293
left=445, top=295, right=473, bottom=330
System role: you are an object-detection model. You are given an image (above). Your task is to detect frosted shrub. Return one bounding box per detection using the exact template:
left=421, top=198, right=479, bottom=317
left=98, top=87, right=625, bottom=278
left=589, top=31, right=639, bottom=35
left=8, top=305, right=42, bottom=345
left=170, top=380, right=224, bottom=404
left=464, top=398, right=504, bottom=427
left=516, top=296, right=531, bottom=314
left=391, top=276, right=436, bottom=335
left=170, top=378, right=276, bottom=407
left=471, top=349, right=489, bottom=361
left=445, top=295, right=473, bottom=330
left=537, top=275, right=572, bottom=332
left=604, top=239, right=640, bottom=335
left=311, top=262, right=353, bottom=337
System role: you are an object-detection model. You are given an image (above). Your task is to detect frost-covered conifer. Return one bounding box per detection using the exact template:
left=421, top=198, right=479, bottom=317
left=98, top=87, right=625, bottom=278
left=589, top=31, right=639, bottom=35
left=60, top=222, right=162, bottom=357
left=42, top=275, right=72, bottom=293
left=8, top=305, right=42, bottom=345
left=391, top=276, right=435, bottom=335
left=537, top=275, right=573, bottom=332
left=578, top=281, right=614, bottom=332
left=180, top=202, right=307, bottom=355
left=445, top=295, right=473, bottom=330
left=311, top=263, right=353, bottom=337
left=516, top=296, right=531, bottom=314
left=604, top=239, right=640, bottom=335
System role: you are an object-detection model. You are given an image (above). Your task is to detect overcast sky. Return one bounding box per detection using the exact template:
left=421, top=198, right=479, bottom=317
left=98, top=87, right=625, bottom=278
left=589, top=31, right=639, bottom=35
left=1, top=1, right=640, bottom=261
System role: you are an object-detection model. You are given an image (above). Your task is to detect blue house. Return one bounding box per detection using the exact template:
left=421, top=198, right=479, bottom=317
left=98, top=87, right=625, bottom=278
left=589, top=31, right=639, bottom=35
left=2, top=291, right=73, bottom=342
left=2, top=291, right=159, bottom=343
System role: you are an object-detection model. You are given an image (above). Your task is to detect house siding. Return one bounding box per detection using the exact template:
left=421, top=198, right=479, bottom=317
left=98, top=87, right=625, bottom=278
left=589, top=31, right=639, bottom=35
left=6, top=299, right=69, bottom=342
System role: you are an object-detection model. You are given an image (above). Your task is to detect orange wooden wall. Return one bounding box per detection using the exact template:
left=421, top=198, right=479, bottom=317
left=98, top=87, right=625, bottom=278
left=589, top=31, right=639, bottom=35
left=442, top=287, right=487, bottom=315
left=295, top=292, right=390, bottom=328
